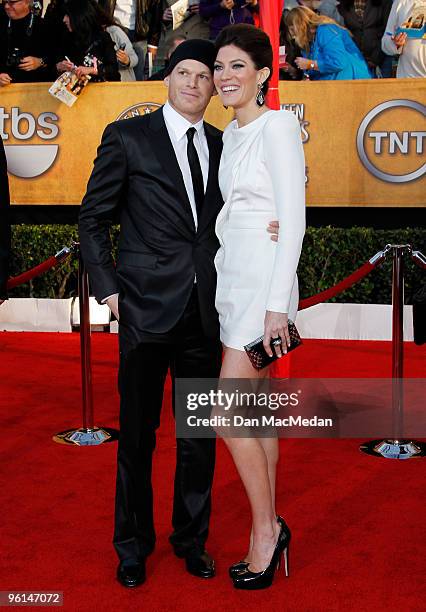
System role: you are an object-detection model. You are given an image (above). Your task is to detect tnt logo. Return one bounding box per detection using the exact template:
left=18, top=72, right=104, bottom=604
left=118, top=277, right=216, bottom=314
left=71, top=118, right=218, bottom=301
left=356, top=100, right=425, bottom=184
left=1, top=107, right=60, bottom=178
left=369, top=131, right=424, bottom=155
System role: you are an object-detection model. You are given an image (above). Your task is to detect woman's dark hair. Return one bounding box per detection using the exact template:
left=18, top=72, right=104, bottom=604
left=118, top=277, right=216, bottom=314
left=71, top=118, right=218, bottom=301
left=64, top=0, right=115, bottom=51
left=215, top=24, right=273, bottom=94
left=44, top=0, right=68, bottom=20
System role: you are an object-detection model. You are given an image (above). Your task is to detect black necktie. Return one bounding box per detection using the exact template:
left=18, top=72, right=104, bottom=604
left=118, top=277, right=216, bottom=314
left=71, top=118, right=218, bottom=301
left=186, top=127, right=204, bottom=219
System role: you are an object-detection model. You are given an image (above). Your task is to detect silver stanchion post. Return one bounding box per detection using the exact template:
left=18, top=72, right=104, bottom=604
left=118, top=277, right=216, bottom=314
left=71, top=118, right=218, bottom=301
left=53, top=246, right=119, bottom=446
left=360, top=245, right=426, bottom=459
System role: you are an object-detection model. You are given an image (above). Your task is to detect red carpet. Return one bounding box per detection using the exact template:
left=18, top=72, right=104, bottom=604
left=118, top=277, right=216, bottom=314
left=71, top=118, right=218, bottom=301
left=0, top=332, right=425, bottom=611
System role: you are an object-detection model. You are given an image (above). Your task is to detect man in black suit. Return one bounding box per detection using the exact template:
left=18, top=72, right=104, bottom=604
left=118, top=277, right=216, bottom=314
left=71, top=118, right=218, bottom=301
left=79, top=40, right=223, bottom=588
left=0, top=137, right=10, bottom=305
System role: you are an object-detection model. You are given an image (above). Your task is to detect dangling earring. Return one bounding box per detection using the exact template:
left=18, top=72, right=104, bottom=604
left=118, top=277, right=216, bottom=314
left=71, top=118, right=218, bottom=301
left=256, top=82, right=265, bottom=107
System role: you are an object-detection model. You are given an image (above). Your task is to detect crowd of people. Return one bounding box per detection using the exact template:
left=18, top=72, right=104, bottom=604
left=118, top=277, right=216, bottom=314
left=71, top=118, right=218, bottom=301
left=0, top=0, right=424, bottom=87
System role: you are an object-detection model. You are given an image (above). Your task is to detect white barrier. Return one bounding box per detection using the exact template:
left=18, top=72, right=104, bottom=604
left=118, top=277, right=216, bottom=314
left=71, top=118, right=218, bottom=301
left=0, top=299, right=414, bottom=341
left=0, top=298, right=109, bottom=332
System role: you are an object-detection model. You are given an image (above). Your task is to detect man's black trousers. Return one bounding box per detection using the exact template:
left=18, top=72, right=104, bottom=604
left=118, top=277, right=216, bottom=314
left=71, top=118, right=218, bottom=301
left=113, top=287, right=222, bottom=562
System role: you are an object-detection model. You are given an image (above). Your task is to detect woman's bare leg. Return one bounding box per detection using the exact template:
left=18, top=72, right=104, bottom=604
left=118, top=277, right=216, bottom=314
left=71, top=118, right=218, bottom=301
left=219, top=346, right=280, bottom=571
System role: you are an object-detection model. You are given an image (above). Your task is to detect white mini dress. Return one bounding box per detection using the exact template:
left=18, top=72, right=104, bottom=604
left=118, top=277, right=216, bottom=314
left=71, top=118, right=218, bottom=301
left=214, top=110, right=306, bottom=351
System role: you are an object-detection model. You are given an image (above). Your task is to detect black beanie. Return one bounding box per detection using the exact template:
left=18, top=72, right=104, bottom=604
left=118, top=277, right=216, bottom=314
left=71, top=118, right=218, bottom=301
left=164, top=39, right=216, bottom=77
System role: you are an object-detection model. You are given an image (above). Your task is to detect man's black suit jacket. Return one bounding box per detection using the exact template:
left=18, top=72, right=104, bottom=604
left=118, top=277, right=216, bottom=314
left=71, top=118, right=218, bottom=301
left=79, top=107, right=223, bottom=352
left=0, top=137, right=10, bottom=300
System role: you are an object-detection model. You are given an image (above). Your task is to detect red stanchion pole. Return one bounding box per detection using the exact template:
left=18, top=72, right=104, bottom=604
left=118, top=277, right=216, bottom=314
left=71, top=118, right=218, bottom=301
left=360, top=245, right=426, bottom=459
left=53, top=245, right=118, bottom=446
left=392, top=247, right=404, bottom=441
left=78, top=250, right=94, bottom=430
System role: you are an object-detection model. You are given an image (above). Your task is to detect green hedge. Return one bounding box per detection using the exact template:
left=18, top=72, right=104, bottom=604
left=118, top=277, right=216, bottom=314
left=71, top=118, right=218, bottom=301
left=9, top=225, right=425, bottom=303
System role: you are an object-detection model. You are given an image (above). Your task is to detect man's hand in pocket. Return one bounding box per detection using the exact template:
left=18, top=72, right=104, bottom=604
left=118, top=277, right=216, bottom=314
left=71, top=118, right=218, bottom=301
left=106, top=294, right=119, bottom=320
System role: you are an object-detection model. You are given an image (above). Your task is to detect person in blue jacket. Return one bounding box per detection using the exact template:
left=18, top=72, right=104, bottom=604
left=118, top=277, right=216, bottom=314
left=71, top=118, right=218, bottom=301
left=286, top=6, right=371, bottom=80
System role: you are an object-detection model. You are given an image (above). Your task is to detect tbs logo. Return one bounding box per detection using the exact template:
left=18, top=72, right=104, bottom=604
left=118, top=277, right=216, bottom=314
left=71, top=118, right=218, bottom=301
left=1, top=107, right=59, bottom=178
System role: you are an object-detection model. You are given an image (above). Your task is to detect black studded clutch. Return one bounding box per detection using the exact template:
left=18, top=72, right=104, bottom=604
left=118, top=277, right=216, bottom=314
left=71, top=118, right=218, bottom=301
left=244, top=320, right=302, bottom=370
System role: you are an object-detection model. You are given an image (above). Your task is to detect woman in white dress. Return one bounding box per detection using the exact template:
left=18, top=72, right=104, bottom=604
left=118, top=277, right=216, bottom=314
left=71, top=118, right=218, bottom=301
left=213, top=24, right=306, bottom=589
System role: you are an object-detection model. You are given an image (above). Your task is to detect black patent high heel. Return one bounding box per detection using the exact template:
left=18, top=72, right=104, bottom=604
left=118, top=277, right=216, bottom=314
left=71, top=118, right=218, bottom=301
left=228, top=515, right=291, bottom=579
left=276, top=515, right=291, bottom=577
left=232, top=518, right=291, bottom=590
left=229, top=560, right=248, bottom=579
left=229, top=516, right=288, bottom=579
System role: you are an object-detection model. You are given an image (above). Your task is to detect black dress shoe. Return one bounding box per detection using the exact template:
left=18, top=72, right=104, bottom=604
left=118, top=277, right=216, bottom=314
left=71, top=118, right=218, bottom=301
left=116, top=559, right=146, bottom=588
left=185, top=551, right=215, bottom=578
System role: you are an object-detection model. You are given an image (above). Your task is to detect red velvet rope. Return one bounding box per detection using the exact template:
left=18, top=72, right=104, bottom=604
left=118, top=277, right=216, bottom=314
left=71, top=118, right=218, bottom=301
left=7, top=251, right=72, bottom=290
left=6, top=248, right=388, bottom=308
left=298, top=260, right=377, bottom=311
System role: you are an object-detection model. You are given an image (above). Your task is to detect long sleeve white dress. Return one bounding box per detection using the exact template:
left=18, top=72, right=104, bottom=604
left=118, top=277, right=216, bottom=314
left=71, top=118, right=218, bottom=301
left=214, top=110, right=306, bottom=351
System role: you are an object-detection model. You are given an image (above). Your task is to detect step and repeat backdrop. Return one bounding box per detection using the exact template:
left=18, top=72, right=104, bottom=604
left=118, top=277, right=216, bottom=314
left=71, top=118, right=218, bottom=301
left=1, top=79, right=425, bottom=208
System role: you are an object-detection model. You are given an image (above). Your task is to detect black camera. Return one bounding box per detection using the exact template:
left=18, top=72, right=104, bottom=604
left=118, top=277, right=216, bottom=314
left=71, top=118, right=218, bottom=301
left=6, top=47, right=24, bottom=69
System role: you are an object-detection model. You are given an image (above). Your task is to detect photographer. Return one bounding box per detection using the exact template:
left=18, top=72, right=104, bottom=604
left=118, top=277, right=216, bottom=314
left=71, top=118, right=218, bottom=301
left=0, top=0, right=53, bottom=86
